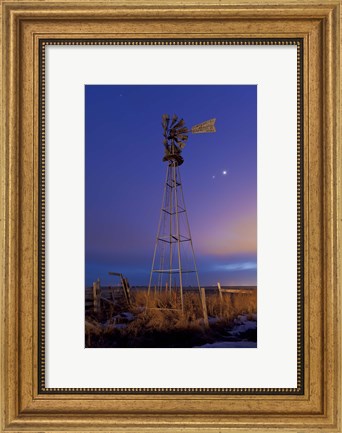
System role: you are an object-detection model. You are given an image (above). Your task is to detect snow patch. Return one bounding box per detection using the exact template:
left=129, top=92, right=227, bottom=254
left=195, top=341, right=257, bottom=348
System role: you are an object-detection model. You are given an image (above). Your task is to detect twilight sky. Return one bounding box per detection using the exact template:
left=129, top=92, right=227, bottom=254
left=85, top=85, right=257, bottom=287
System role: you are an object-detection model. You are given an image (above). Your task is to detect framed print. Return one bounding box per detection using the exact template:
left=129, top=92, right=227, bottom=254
left=0, top=1, right=341, bottom=432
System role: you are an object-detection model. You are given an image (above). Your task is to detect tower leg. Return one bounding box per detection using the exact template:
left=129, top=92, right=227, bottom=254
left=173, top=163, right=184, bottom=311
left=147, top=166, right=169, bottom=305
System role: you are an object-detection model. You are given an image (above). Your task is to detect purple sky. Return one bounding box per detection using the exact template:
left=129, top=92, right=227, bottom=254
left=85, top=85, right=257, bottom=287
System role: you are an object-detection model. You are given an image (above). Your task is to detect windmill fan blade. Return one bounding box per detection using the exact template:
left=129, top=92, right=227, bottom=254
left=175, top=134, right=188, bottom=142
left=178, top=141, right=186, bottom=149
left=173, top=118, right=185, bottom=129
left=170, top=114, right=178, bottom=128
left=174, top=126, right=189, bottom=135
left=191, top=118, right=216, bottom=134
left=162, top=114, right=170, bottom=131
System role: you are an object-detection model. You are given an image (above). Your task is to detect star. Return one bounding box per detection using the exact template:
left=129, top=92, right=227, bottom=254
left=222, top=170, right=227, bottom=175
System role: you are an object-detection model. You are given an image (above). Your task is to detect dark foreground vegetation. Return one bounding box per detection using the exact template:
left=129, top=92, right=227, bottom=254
left=85, top=289, right=257, bottom=348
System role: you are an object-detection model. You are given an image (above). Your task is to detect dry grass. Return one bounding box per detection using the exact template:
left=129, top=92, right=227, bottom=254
left=85, top=288, right=257, bottom=348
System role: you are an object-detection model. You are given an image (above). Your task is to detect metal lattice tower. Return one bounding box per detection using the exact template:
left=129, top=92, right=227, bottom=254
left=147, top=114, right=216, bottom=311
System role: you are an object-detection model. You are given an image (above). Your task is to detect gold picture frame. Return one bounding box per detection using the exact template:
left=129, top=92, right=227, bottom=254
left=0, top=0, right=340, bottom=431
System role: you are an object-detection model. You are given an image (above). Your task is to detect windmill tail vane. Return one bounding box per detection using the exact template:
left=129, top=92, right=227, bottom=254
left=191, top=118, right=216, bottom=134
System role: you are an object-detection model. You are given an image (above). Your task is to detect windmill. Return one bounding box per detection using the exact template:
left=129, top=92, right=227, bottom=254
left=147, top=114, right=216, bottom=312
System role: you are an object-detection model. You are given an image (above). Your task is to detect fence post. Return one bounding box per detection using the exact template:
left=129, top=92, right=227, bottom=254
left=217, top=282, right=224, bottom=316
left=217, top=282, right=223, bottom=303
left=93, top=278, right=101, bottom=314
left=200, top=287, right=209, bottom=328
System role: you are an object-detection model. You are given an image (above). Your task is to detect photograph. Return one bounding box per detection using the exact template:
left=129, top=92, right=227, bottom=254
left=85, top=84, right=257, bottom=348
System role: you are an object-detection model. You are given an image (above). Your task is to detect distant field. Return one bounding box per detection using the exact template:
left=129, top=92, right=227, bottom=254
left=86, top=285, right=257, bottom=291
